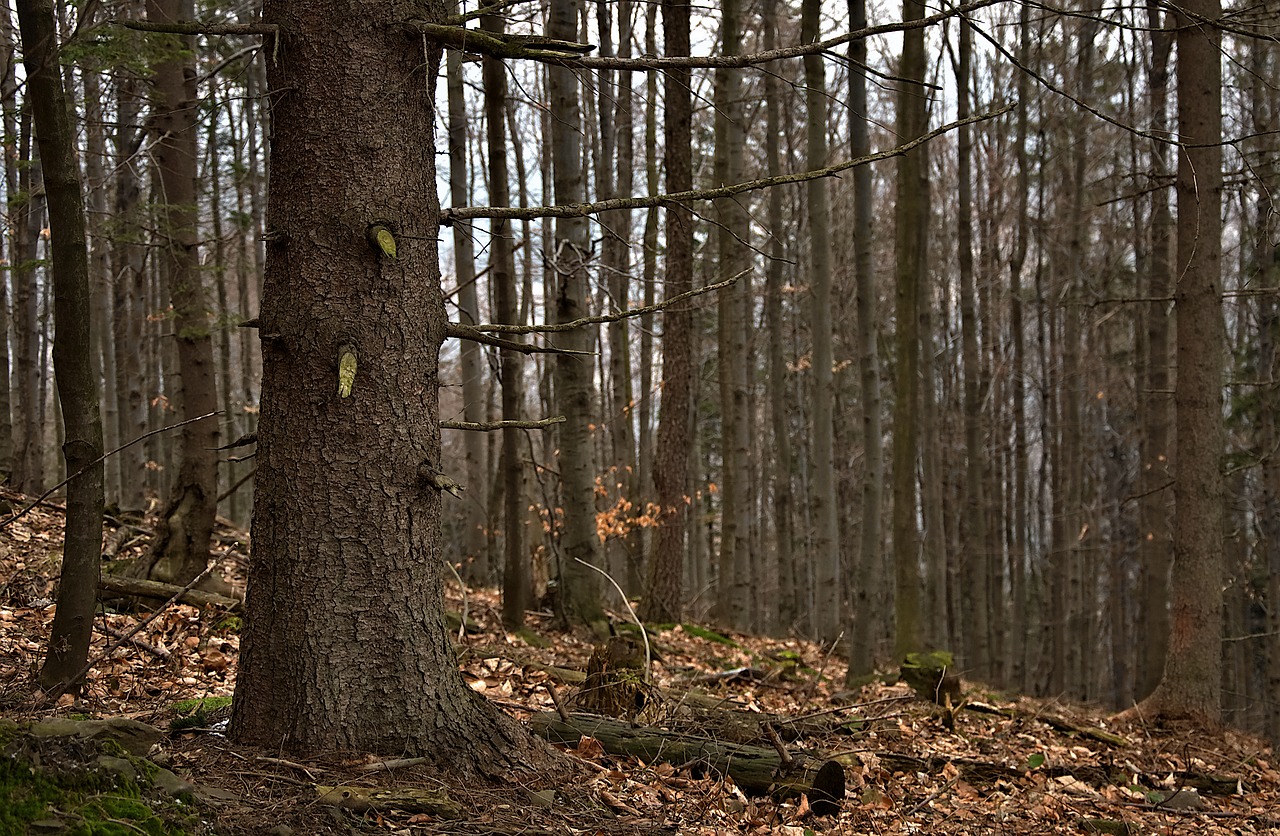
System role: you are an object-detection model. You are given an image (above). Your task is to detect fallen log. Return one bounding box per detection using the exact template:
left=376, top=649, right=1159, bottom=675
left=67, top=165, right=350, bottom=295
left=98, top=575, right=243, bottom=611
left=530, top=711, right=844, bottom=815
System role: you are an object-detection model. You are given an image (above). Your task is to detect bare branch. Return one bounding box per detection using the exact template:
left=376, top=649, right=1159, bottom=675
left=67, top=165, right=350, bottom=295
left=111, top=18, right=277, bottom=36
left=442, top=106, right=1012, bottom=224
left=443, top=323, right=595, bottom=355
left=441, top=416, right=567, bottom=431
left=422, top=0, right=1001, bottom=70
left=468, top=272, right=744, bottom=334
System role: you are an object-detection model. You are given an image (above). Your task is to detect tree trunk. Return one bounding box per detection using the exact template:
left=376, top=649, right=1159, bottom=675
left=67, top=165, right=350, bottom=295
left=956, top=17, right=990, bottom=678
left=892, top=0, right=929, bottom=658
left=763, top=0, right=796, bottom=636
left=231, top=1, right=552, bottom=773
left=714, top=0, right=751, bottom=631
left=19, top=0, right=105, bottom=695
left=479, top=13, right=528, bottom=630
left=547, top=0, right=603, bottom=627
left=1135, top=0, right=1224, bottom=722
left=111, top=63, right=149, bottom=514
left=445, top=22, right=489, bottom=585
left=139, top=0, right=219, bottom=586
left=1137, top=0, right=1174, bottom=702
left=802, top=0, right=841, bottom=645
left=642, top=0, right=693, bottom=624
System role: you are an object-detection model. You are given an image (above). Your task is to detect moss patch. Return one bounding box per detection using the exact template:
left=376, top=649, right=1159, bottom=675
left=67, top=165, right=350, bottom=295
left=1, top=722, right=199, bottom=834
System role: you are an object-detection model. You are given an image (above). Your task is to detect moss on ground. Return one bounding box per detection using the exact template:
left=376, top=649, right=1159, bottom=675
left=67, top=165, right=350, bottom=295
left=0, top=721, right=201, bottom=835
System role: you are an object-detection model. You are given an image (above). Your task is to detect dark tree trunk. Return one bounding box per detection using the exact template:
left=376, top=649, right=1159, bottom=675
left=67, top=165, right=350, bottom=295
left=231, top=0, right=551, bottom=771
left=642, top=0, right=693, bottom=624
left=139, top=0, right=219, bottom=586
left=19, top=0, right=105, bottom=696
left=1136, top=0, right=1224, bottom=721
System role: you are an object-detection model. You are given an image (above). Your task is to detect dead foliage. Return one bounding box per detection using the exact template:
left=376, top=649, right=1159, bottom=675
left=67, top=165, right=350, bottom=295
left=2, top=489, right=1278, bottom=834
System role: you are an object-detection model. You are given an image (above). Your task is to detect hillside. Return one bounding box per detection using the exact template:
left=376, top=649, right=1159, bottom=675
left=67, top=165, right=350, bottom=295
left=1, top=492, right=1277, bottom=835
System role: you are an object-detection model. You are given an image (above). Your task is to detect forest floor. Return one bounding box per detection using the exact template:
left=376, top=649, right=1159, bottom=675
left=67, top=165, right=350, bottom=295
left=1, top=491, right=1279, bottom=834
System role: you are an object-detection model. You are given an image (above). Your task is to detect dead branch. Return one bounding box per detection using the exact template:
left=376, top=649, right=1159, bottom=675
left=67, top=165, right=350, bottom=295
left=442, top=323, right=594, bottom=355
left=441, top=416, right=566, bottom=431
left=112, top=18, right=277, bottom=36
left=466, top=273, right=743, bottom=335
left=441, top=106, right=1011, bottom=224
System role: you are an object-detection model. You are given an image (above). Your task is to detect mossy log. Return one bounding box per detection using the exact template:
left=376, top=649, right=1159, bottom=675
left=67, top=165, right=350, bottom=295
left=530, top=711, right=844, bottom=815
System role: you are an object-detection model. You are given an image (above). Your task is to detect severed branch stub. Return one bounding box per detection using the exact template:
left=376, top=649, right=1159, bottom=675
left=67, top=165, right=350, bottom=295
left=441, top=416, right=566, bottom=432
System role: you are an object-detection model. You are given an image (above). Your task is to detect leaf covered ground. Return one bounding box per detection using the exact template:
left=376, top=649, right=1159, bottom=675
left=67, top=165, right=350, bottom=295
left=2, top=491, right=1279, bottom=835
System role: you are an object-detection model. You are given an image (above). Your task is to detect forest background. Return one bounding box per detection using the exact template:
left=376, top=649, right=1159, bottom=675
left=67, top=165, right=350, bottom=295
left=2, top=0, right=1276, bottom=750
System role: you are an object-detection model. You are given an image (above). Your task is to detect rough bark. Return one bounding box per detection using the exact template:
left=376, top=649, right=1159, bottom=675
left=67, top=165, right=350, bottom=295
left=230, top=0, right=552, bottom=772
left=19, top=0, right=105, bottom=695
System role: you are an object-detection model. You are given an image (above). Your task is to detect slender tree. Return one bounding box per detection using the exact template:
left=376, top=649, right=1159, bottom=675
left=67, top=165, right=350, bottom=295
left=892, top=0, right=929, bottom=657
left=642, top=0, right=693, bottom=624
left=18, top=0, right=104, bottom=695
left=137, top=0, right=220, bottom=586
left=1134, top=0, right=1224, bottom=720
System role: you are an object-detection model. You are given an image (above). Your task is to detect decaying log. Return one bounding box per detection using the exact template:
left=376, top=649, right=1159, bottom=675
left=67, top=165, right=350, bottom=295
left=98, top=574, right=243, bottom=611
left=530, top=711, right=845, bottom=815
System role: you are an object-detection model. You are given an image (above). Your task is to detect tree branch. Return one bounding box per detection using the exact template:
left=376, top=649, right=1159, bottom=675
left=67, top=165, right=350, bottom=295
left=111, top=18, right=278, bottom=36
left=441, top=106, right=1012, bottom=224
left=443, top=323, right=594, bottom=355
left=441, top=416, right=567, bottom=431
left=466, top=272, right=744, bottom=334
left=412, top=22, right=594, bottom=58
left=422, top=0, right=1001, bottom=70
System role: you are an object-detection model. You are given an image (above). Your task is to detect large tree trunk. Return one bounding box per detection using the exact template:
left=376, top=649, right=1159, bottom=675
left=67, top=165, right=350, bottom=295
left=1135, top=0, right=1224, bottom=721
left=231, top=1, right=549, bottom=771
left=139, top=0, right=219, bottom=586
left=19, top=0, right=105, bottom=695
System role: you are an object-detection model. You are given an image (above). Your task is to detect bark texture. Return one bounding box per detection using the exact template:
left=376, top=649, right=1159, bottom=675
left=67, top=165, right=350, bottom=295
left=231, top=0, right=549, bottom=770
